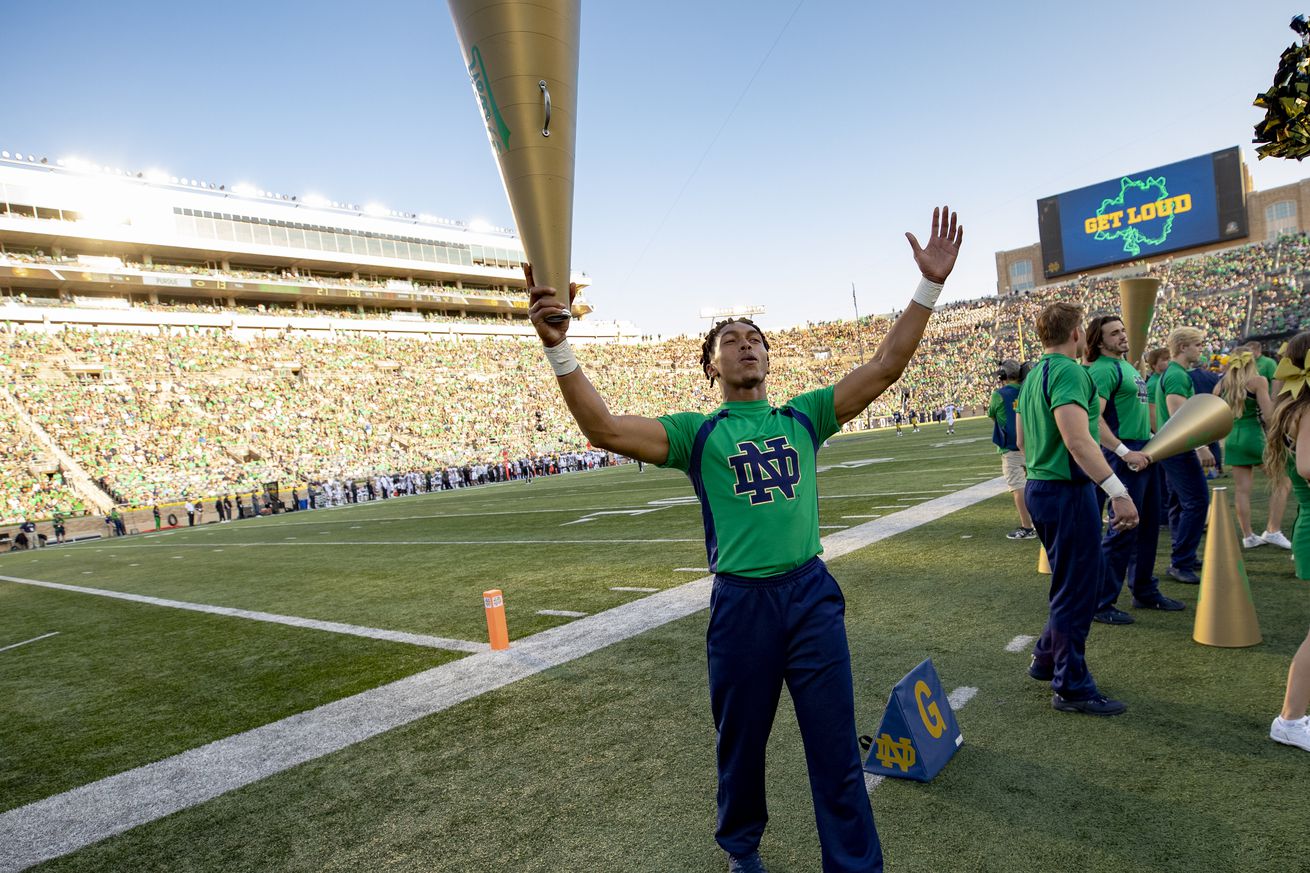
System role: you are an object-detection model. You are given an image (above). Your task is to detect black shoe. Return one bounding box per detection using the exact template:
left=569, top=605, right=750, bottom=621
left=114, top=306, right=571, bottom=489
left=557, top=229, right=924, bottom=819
left=1006, top=527, right=1037, bottom=540
left=728, top=851, right=769, bottom=873
left=1052, top=693, right=1127, bottom=716
left=1092, top=607, right=1135, bottom=625
left=1028, top=657, right=1053, bottom=681
left=1132, top=594, right=1186, bottom=611
left=1167, top=566, right=1200, bottom=584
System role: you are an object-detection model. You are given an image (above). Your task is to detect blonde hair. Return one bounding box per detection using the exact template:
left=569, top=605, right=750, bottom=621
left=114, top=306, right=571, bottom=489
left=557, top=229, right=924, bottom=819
left=1167, top=327, right=1204, bottom=357
left=1265, top=330, right=1310, bottom=483
left=1215, top=354, right=1255, bottom=419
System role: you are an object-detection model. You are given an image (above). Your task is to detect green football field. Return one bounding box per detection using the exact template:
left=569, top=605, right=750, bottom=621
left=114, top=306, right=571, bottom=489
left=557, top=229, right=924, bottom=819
left=1, top=418, right=1306, bottom=872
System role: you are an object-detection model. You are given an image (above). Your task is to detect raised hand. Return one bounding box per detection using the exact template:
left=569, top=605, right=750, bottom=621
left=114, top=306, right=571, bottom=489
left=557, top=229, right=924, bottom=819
left=905, top=206, right=964, bottom=284
left=524, top=264, right=577, bottom=348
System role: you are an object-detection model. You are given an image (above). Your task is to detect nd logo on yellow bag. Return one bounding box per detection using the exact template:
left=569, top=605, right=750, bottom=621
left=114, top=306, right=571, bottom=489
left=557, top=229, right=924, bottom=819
left=860, top=658, right=963, bottom=783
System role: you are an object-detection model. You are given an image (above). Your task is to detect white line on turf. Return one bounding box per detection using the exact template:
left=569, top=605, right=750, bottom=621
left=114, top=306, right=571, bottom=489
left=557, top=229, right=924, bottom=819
left=819, top=525, right=849, bottom=530
left=673, top=567, right=709, bottom=572
left=1004, top=634, right=1036, bottom=653
left=610, top=587, right=659, bottom=593
left=865, top=683, right=980, bottom=794
left=537, top=610, right=588, bottom=618
left=0, top=575, right=484, bottom=654
left=0, top=631, right=59, bottom=654
left=841, top=515, right=882, bottom=519
left=0, top=477, right=1007, bottom=870
left=60, top=538, right=703, bottom=549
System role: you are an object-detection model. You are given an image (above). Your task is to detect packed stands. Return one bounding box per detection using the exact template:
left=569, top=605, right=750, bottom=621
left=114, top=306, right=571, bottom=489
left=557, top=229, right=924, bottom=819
left=1, top=235, right=1305, bottom=523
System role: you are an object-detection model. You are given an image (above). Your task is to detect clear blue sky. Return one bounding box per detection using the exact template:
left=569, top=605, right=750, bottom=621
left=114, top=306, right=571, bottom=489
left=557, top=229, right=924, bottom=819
left=6, top=0, right=1308, bottom=336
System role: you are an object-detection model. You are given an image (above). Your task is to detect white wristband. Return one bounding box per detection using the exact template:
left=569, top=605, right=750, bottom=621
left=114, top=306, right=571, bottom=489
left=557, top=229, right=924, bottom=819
left=543, top=340, right=579, bottom=377
left=1101, top=473, right=1128, bottom=500
left=1113, top=443, right=1130, bottom=458
left=911, top=277, right=944, bottom=310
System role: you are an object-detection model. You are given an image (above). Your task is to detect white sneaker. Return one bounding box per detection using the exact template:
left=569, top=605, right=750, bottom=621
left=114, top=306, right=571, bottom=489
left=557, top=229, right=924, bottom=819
left=1271, top=716, right=1310, bottom=751
left=1242, top=534, right=1265, bottom=549
left=1261, top=530, right=1293, bottom=550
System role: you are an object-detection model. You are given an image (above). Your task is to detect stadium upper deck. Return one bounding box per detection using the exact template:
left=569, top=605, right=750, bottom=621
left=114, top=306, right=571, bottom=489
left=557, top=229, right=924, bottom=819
left=0, top=150, right=593, bottom=323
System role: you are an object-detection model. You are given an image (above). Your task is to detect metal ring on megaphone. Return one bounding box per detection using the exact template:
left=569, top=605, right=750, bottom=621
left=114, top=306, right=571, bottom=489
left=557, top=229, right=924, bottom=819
left=539, top=80, right=551, bottom=137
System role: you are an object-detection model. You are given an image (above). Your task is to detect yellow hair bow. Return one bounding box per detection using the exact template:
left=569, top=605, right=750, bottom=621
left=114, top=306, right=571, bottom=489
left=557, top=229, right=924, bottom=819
left=1227, top=350, right=1253, bottom=372
left=1275, top=352, right=1310, bottom=399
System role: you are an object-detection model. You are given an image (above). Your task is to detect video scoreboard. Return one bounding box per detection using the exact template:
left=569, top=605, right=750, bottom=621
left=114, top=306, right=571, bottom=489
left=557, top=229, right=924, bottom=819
left=1037, top=147, right=1248, bottom=279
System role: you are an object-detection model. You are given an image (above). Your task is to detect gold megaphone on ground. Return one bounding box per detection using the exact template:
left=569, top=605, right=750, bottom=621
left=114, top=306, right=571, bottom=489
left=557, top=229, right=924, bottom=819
left=1119, top=278, right=1159, bottom=366
left=1142, top=394, right=1234, bottom=462
left=1194, top=487, right=1262, bottom=647
left=448, top=0, right=580, bottom=322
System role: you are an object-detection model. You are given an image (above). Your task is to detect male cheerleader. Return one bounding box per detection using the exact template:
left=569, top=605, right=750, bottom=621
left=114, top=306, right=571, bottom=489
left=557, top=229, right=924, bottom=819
left=528, top=207, right=963, bottom=873
left=1084, top=314, right=1183, bottom=622
left=1018, top=302, right=1138, bottom=716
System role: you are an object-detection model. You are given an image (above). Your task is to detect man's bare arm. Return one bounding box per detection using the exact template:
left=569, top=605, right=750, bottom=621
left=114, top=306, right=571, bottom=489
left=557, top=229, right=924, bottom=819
left=834, top=206, right=963, bottom=425
left=528, top=283, right=670, bottom=465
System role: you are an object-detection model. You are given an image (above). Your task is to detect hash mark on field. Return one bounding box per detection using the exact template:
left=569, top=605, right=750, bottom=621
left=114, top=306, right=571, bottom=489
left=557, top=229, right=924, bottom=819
left=842, top=515, right=882, bottom=519
left=537, top=609, right=588, bottom=618
left=0, top=631, right=59, bottom=654
left=0, top=477, right=1009, bottom=870
left=1005, top=634, right=1037, bottom=653
left=819, top=525, right=849, bottom=530
left=673, top=567, right=709, bottom=572
left=610, top=586, right=659, bottom=593
left=961, top=535, right=972, bottom=539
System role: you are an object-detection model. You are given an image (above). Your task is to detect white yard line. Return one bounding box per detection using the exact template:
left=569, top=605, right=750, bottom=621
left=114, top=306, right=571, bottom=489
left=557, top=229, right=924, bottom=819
left=0, top=576, right=484, bottom=655
left=45, top=538, right=703, bottom=550
left=673, top=567, right=709, bottom=572
left=841, top=515, right=882, bottom=520
left=537, top=609, right=588, bottom=618
left=0, top=631, right=59, bottom=654
left=1005, top=634, right=1037, bottom=653
left=610, top=586, right=659, bottom=593
left=0, top=478, right=1007, bottom=871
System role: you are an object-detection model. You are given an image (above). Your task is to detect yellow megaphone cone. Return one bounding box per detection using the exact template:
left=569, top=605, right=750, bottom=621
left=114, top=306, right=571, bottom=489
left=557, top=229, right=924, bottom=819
left=1193, top=488, right=1262, bottom=648
left=1119, top=278, right=1159, bottom=367
left=1037, top=545, right=1051, bottom=575
left=449, top=0, right=580, bottom=319
left=1143, top=394, right=1234, bottom=463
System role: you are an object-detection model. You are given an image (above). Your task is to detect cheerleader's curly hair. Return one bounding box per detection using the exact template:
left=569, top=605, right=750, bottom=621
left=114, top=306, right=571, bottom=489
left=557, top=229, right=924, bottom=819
left=700, top=318, right=770, bottom=387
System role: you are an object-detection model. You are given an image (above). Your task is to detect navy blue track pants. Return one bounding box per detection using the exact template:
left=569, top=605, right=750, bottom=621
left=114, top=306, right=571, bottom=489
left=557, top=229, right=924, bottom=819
left=1027, top=480, right=1102, bottom=700
left=1098, top=440, right=1163, bottom=609
left=708, top=557, right=882, bottom=872
left=1161, top=451, right=1209, bottom=570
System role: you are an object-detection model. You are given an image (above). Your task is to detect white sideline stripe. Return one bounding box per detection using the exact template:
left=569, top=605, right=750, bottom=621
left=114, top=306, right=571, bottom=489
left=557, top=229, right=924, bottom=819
left=537, top=609, right=588, bottom=618
left=673, top=567, right=709, bottom=572
left=1004, top=634, right=1036, bottom=653
left=0, top=576, right=485, bottom=655
left=610, top=586, right=659, bottom=593
left=0, top=477, right=1007, bottom=871
left=866, top=684, right=980, bottom=795
left=0, top=631, right=59, bottom=654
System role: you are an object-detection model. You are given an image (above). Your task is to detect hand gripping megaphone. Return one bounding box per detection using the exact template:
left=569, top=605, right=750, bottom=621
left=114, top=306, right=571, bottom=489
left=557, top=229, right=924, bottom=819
left=448, top=0, right=580, bottom=323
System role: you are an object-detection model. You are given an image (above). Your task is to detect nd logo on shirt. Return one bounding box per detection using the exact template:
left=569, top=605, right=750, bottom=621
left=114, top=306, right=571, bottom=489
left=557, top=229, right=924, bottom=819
left=727, top=436, right=801, bottom=505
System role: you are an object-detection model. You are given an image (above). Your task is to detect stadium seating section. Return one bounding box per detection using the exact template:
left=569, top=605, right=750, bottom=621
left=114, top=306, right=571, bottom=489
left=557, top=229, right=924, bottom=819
left=2, top=234, right=1308, bottom=524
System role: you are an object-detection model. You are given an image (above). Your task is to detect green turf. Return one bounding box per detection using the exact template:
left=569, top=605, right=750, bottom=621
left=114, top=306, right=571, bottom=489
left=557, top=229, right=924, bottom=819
left=7, top=418, right=1307, bottom=871
left=0, top=584, right=459, bottom=812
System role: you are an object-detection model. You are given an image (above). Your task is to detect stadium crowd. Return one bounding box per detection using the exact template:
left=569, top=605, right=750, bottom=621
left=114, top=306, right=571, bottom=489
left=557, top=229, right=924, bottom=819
left=1, top=234, right=1306, bottom=528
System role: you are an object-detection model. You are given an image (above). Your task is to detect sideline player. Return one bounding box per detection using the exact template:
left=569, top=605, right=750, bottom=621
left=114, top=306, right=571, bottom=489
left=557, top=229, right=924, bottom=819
left=1083, top=314, right=1183, bottom=622
left=1017, top=302, right=1138, bottom=716
left=987, top=360, right=1034, bottom=539
left=528, top=207, right=963, bottom=873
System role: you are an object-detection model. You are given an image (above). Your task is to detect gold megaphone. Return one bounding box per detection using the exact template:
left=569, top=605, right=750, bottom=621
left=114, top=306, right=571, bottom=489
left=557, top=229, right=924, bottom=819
left=1119, top=278, right=1159, bottom=367
left=448, top=0, right=580, bottom=322
left=1194, top=487, right=1262, bottom=647
left=1142, top=393, right=1234, bottom=462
